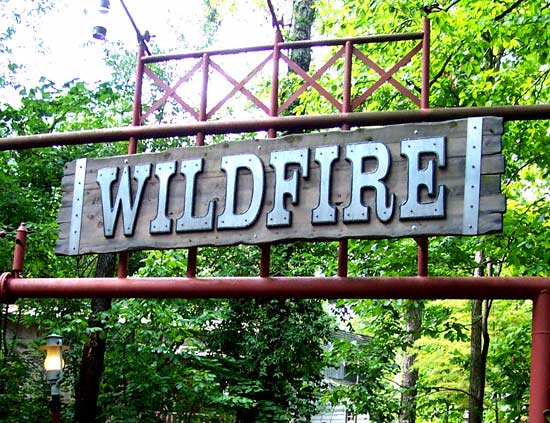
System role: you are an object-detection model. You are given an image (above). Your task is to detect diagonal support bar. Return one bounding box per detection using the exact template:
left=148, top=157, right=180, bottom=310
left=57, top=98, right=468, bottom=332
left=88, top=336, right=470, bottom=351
left=352, top=42, right=423, bottom=109
left=280, top=52, right=343, bottom=111
left=279, top=47, right=346, bottom=113
left=141, top=59, right=204, bottom=123
left=143, top=67, right=200, bottom=120
left=208, top=54, right=272, bottom=117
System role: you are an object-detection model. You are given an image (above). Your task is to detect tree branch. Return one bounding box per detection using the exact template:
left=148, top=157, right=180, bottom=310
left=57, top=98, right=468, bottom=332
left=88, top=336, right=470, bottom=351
left=494, top=0, right=524, bottom=22
left=444, top=0, right=463, bottom=11
left=418, top=385, right=475, bottom=399
left=429, top=42, right=466, bottom=87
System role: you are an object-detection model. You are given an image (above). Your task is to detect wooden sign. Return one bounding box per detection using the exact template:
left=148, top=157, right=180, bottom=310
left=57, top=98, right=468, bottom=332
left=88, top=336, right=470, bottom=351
left=56, top=118, right=504, bottom=256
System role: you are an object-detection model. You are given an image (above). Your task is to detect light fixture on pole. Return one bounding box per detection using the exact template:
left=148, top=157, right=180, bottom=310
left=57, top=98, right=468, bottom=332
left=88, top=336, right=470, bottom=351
left=40, top=334, right=68, bottom=423
left=92, top=0, right=111, bottom=40
left=91, top=0, right=152, bottom=55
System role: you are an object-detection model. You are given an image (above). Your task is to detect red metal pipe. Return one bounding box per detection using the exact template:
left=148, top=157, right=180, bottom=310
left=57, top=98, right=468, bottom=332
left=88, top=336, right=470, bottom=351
left=261, top=28, right=283, bottom=276
left=421, top=17, right=430, bottom=110
left=268, top=28, right=282, bottom=138
left=2, top=276, right=550, bottom=301
left=417, top=17, right=430, bottom=278
left=342, top=40, right=353, bottom=127
left=141, top=32, right=424, bottom=64
left=118, top=44, right=146, bottom=278
left=11, top=223, right=27, bottom=276
left=337, top=40, right=354, bottom=278
left=186, top=247, right=197, bottom=278
left=117, top=253, right=128, bottom=279
left=260, top=244, right=270, bottom=278
left=416, top=237, right=429, bottom=277
left=3, top=105, right=549, bottom=151
left=529, top=290, right=550, bottom=423
left=185, top=53, right=210, bottom=278
left=337, top=240, right=348, bottom=278
left=196, top=52, right=210, bottom=147
left=128, top=44, right=145, bottom=154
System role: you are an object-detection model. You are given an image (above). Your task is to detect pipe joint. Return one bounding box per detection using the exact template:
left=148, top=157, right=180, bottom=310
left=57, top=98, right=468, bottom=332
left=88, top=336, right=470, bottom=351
left=0, top=272, right=15, bottom=304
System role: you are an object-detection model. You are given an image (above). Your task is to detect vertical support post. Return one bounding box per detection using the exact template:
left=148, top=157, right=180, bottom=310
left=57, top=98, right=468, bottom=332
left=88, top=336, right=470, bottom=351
left=337, top=241, right=348, bottom=277
left=421, top=16, right=431, bottom=110
left=261, top=27, right=282, bottom=278
left=187, top=53, right=210, bottom=278
left=342, top=40, right=353, bottom=128
left=416, top=237, right=428, bottom=277
left=117, top=253, right=129, bottom=279
left=416, top=17, right=431, bottom=278
left=128, top=43, right=145, bottom=154
left=529, top=290, right=550, bottom=423
left=50, top=394, right=61, bottom=423
left=268, top=28, right=282, bottom=139
left=196, top=52, right=209, bottom=147
left=118, top=43, right=145, bottom=279
left=12, top=223, right=27, bottom=278
left=186, top=249, right=197, bottom=278
left=338, top=41, right=353, bottom=278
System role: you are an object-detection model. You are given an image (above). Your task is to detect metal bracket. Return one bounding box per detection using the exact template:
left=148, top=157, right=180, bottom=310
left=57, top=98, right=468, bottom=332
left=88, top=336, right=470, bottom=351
left=69, top=158, right=87, bottom=255
left=463, top=118, right=483, bottom=234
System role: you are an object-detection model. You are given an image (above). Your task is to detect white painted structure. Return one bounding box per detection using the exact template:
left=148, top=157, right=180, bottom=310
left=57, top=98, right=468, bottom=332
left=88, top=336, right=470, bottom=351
left=312, top=404, right=369, bottom=423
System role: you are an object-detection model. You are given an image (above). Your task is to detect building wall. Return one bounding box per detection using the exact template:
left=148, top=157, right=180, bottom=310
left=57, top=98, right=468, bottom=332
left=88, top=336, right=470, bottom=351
left=311, top=404, right=369, bottom=423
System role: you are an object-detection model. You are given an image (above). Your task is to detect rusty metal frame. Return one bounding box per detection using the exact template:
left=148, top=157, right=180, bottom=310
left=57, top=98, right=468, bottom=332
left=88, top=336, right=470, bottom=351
left=1, top=18, right=550, bottom=423
left=2, top=104, right=550, bottom=151
left=139, top=29, right=426, bottom=124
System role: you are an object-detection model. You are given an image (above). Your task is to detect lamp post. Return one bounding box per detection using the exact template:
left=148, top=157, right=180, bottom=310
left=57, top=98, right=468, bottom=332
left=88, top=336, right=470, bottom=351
left=40, top=334, right=68, bottom=423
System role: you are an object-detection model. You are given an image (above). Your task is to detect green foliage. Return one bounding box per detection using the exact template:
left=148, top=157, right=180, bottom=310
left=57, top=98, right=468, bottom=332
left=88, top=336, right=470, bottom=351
left=205, top=298, right=333, bottom=422
left=1, top=1, right=549, bottom=423
left=95, top=299, right=236, bottom=422
left=326, top=300, right=404, bottom=422
left=307, top=1, right=550, bottom=422
left=0, top=67, right=135, bottom=422
left=135, top=244, right=335, bottom=422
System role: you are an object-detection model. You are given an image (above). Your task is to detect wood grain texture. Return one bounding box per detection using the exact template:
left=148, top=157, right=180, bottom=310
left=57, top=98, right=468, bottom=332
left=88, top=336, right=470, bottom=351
left=56, top=118, right=504, bottom=255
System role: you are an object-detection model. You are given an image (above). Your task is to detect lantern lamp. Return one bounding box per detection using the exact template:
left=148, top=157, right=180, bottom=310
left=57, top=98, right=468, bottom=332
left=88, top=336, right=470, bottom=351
left=40, top=334, right=68, bottom=395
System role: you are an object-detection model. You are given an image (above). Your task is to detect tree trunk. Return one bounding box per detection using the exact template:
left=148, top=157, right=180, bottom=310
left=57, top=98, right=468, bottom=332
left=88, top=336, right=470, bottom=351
left=469, top=252, right=492, bottom=423
left=290, top=0, right=316, bottom=71
left=399, top=300, right=423, bottom=423
left=73, top=253, right=116, bottom=423
left=469, top=298, right=483, bottom=423
left=235, top=408, right=258, bottom=423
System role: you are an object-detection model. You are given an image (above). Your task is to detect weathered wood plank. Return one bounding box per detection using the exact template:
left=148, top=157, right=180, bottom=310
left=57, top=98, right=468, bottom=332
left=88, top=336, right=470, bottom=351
left=56, top=118, right=505, bottom=255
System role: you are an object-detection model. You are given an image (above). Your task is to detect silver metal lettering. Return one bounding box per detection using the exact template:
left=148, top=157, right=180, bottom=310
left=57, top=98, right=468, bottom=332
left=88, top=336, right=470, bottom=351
left=176, top=158, right=216, bottom=232
left=312, top=145, right=338, bottom=224
left=97, top=163, right=151, bottom=237
left=150, top=161, right=176, bottom=234
left=343, top=142, right=394, bottom=223
left=399, top=137, right=446, bottom=219
left=267, top=148, right=309, bottom=227
left=217, top=154, right=264, bottom=229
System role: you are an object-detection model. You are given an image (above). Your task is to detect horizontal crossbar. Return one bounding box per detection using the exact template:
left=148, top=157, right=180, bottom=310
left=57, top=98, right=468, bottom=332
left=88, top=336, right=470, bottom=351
left=141, top=32, right=425, bottom=63
left=1, top=273, right=549, bottom=302
left=1, top=104, right=549, bottom=151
